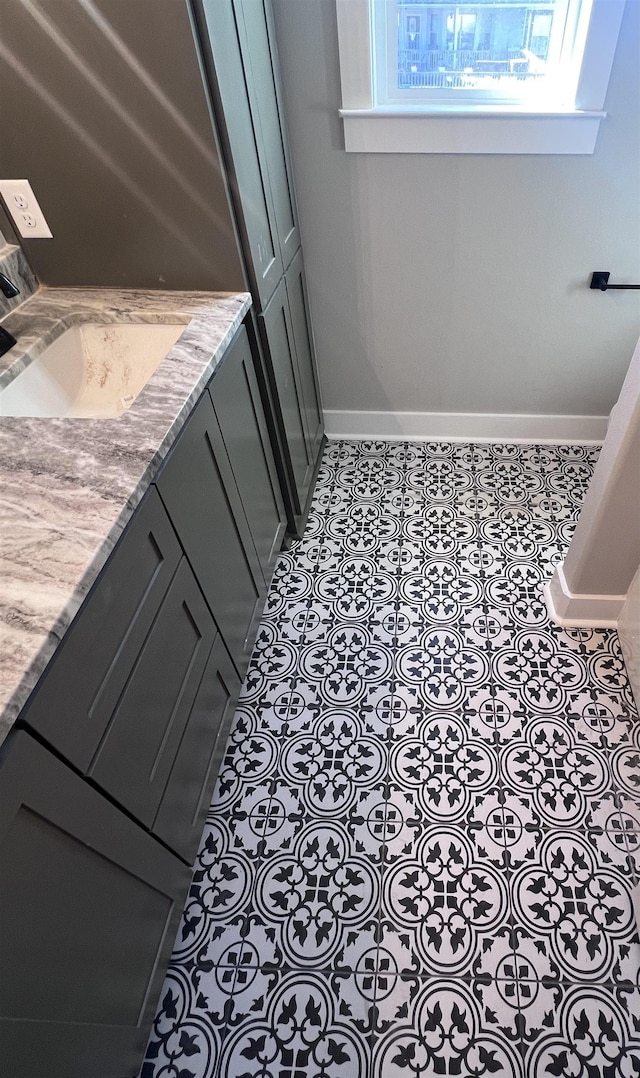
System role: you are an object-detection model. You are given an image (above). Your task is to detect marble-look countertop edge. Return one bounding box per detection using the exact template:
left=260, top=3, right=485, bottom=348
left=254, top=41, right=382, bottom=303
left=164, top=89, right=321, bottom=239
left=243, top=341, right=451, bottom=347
left=0, top=286, right=251, bottom=744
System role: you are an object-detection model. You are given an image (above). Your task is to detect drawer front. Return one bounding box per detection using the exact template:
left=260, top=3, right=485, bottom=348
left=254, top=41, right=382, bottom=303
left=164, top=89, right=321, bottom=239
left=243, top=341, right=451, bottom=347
left=153, top=634, right=240, bottom=863
left=21, top=486, right=182, bottom=771
left=88, top=558, right=217, bottom=834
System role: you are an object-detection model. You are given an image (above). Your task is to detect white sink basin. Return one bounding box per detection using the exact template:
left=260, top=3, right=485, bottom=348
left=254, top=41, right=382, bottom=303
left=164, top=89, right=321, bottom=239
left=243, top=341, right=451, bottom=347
left=0, top=322, right=185, bottom=418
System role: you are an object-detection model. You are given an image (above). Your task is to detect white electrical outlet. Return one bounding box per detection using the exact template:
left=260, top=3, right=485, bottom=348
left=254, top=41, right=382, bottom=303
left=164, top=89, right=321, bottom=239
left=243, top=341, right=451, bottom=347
left=0, top=179, right=53, bottom=239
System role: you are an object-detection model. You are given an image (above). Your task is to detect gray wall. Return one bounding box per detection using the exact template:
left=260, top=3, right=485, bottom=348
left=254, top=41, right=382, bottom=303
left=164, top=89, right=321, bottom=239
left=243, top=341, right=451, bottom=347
left=0, top=0, right=244, bottom=291
left=272, top=0, right=640, bottom=418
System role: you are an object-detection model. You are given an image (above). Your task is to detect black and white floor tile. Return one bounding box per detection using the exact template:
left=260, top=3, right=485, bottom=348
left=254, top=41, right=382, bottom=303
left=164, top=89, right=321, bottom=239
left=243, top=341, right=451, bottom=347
left=141, top=439, right=640, bottom=1078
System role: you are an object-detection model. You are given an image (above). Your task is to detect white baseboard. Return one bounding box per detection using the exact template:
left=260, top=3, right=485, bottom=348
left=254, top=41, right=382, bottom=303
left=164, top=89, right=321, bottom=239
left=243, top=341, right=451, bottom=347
left=323, top=409, right=607, bottom=444
left=544, top=564, right=625, bottom=629
left=618, top=569, right=640, bottom=712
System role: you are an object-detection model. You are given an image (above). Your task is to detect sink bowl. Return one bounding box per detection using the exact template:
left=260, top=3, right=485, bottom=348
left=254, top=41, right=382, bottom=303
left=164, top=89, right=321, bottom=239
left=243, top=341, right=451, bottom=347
left=0, top=322, right=185, bottom=418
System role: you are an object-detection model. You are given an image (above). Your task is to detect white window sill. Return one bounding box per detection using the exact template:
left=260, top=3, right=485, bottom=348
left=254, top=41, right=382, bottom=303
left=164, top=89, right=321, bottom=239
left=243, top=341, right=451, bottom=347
left=339, top=107, right=607, bottom=154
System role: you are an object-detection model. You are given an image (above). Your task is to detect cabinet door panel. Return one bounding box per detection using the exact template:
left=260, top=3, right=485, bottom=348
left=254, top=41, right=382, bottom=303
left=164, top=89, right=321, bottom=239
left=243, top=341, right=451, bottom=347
left=88, top=559, right=217, bottom=833
left=285, top=247, right=324, bottom=465
left=233, top=0, right=300, bottom=268
left=21, top=487, right=181, bottom=771
left=195, top=0, right=282, bottom=306
left=154, top=635, right=240, bottom=862
left=0, top=733, right=190, bottom=1078
left=210, top=326, right=285, bottom=582
left=156, top=390, right=264, bottom=672
left=259, top=277, right=314, bottom=515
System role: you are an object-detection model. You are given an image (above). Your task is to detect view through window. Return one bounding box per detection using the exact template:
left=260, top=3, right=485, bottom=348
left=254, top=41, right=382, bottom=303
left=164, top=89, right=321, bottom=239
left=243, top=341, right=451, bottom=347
left=381, top=0, right=586, bottom=104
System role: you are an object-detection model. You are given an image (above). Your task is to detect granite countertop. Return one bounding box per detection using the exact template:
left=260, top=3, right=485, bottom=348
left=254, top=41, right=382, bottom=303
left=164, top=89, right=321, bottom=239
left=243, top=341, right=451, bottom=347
left=0, top=286, right=251, bottom=747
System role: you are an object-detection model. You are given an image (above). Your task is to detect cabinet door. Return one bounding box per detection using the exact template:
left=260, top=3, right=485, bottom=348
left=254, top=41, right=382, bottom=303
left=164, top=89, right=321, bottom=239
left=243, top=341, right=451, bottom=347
left=259, top=276, right=316, bottom=519
left=232, top=0, right=300, bottom=269
left=0, top=732, right=191, bottom=1078
left=210, top=325, right=286, bottom=584
left=21, top=486, right=182, bottom=771
left=156, top=389, right=264, bottom=672
left=88, top=559, right=217, bottom=838
left=154, top=635, right=239, bottom=862
left=195, top=0, right=283, bottom=306
left=285, top=247, right=324, bottom=469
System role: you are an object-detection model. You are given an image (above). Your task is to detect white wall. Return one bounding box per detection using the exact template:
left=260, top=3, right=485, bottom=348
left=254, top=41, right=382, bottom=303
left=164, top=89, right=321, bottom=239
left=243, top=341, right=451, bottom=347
left=546, top=333, right=640, bottom=626
left=272, top=0, right=640, bottom=422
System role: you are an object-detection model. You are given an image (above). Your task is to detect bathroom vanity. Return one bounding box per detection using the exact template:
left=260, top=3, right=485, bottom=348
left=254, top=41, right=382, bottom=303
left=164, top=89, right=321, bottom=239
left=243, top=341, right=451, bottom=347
left=0, top=288, right=286, bottom=1076
left=0, top=0, right=326, bottom=1068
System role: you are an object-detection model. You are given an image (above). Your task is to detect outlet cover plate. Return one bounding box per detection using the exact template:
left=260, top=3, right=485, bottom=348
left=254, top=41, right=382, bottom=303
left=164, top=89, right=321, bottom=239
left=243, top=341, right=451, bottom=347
left=0, top=179, right=53, bottom=239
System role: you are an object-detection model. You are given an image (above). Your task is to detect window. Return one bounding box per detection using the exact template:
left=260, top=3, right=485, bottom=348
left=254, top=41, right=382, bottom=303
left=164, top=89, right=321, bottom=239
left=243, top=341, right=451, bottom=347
left=378, top=1, right=584, bottom=107
left=335, top=0, right=626, bottom=153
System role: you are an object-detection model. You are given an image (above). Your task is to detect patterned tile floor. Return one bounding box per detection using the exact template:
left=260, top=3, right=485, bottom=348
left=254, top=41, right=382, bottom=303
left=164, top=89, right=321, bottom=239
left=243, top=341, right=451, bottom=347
left=141, top=439, right=640, bottom=1078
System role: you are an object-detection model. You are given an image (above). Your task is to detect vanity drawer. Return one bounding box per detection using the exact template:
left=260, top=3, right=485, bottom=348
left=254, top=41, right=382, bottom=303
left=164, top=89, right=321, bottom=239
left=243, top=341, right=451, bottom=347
left=20, top=485, right=182, bottom=771
left=153, top=633, right=239, bottom=861
left=86, top=559, right=217, bottom=835
left=86, top=560, right=240, bottom=864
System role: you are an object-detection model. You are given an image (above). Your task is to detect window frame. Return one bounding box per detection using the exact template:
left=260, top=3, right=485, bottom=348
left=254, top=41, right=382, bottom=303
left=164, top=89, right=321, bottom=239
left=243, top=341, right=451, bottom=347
left=336, top=0, right=626, bottom=153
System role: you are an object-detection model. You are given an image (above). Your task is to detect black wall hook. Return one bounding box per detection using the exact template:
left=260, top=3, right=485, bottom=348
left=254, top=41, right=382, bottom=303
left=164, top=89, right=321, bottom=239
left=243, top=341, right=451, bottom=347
left=590, top=271, right=640, bottom=291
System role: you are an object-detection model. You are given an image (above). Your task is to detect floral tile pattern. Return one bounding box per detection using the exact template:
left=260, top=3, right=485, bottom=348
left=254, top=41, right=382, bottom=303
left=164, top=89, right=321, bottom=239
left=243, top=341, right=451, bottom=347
left=141, top=439, right=640, bottom=1078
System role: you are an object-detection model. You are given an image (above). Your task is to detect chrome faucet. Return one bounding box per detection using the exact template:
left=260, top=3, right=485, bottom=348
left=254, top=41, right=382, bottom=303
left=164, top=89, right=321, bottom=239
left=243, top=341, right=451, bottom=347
left=0, top=272, right=20, bottom=299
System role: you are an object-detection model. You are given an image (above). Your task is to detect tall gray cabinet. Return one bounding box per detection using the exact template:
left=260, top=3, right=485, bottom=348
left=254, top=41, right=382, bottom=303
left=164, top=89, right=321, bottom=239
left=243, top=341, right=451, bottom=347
left=192, top=0, right=324, bottom=533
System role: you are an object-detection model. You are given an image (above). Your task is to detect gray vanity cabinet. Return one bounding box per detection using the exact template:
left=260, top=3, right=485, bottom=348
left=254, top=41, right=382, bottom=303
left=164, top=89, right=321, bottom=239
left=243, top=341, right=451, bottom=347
left=0, top=731, right=191, bottom=1078
left=20, top=325, right=281, bottom=864
left=2, top=318, right=287, bottom=1076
